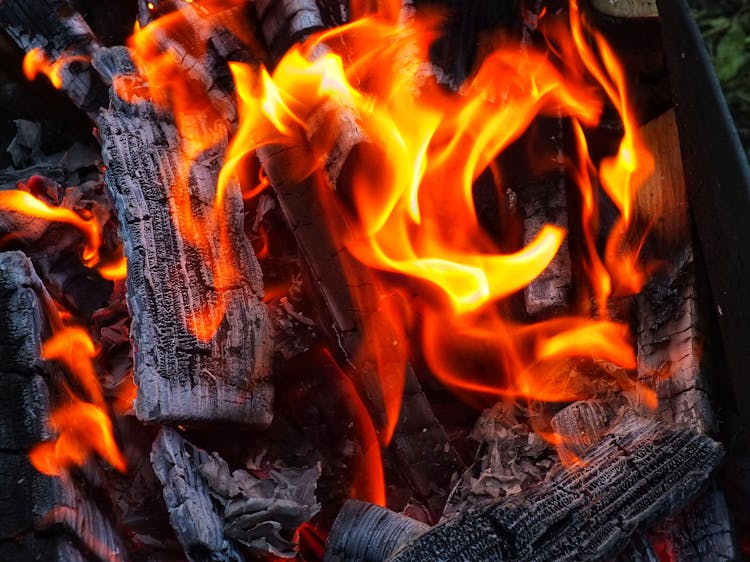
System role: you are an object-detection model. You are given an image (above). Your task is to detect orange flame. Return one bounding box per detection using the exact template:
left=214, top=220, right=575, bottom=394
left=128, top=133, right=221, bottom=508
left=0, top=189, right=101, bottom=267
left=221, top=5, right=656, bottom=435
left=42, top=326, right=104, bottom=406
left=23, top=47, right=90, bottom=89
left=29, top=399, right=126, bottom=476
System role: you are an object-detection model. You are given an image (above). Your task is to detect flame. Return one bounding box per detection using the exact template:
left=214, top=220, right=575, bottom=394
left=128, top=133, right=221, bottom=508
left=29, top=399, right=126, bottom=476
left=219, top=4, right=657, bottom=439
left=29, top=300, right=126, bottom=476
left=23, top=47, right=90, bottom=89
left=0, top=189, right=101, bottom=266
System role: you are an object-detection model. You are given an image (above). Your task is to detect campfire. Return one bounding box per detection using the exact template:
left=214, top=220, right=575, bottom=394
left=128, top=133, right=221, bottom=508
left=1, top=0, right=747, bottom=560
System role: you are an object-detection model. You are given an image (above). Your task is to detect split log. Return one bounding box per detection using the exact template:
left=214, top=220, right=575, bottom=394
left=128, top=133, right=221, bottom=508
left=386, top=412, right=723, bottom=562
left=253, top=0, right=463, bottom=506
left=0, top=251, right=125, bottom=562
left=0, top=0, right=108, bottom=119
left=518, top=4, right=571, bottom=317
left=324, top=500, right=429, bottom=562
left=97, top=51, right=274, bottom=426
left=633, top=109, right=735, bottom=559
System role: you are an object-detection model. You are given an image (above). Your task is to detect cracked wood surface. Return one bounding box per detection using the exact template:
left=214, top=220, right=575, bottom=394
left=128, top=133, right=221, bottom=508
left=0, top=0, right=108, bottom=119
left=633, top=109, right=735, bottom=560
left=0, top=251, right=125, bottom=562
left=387, top=413, right=723, bottom=562
left=97, top=49, right=273, bottom=426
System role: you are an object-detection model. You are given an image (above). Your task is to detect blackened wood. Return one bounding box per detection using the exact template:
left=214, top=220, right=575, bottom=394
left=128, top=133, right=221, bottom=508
left=549, top=397, right=621, bottom=465
left=98, top=99, right=274, bottom=426
left=324, top=499, right=429, bottom=562
left=0, top=0, right=108, bottom=119
left=254, top=0, right=463, bottom=504
left=518, top=177, right=571, bottom=316
left=551, top=400, right=658, bottom=562
left=656, top=0, right=750, bottom=437
left=151, top=427, right=243, bottom=562
left=388, top=413, right=723, bottom=562
left=633, top=110, right=735, bottom=559
left=0, top=251, right=125, bottom=562
left=254, top=0, right=324, bottom=62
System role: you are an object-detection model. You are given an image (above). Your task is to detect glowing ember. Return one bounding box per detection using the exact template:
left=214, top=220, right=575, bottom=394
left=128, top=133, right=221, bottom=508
left=22, top=47, right=89, bottom=89
left=29, top=398, right=126, bottom=476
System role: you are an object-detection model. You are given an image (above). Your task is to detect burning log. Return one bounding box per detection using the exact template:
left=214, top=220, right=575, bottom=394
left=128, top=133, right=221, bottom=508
left=324, top=500, right=429, bottom=562
left=0, top=0, right=107, bottom=119
left=0, top=251, right=125, bottom=562
left=633, top=109, right=735, bottom=559
left=518, top=176, right=571, bottom=316
left=327, top=412, right=723, bottom=562
left=590, top=0, right=658, bottom=19
left=252, top=0, right=463, bottom=505
left=96, top=48, right=274, bottom=426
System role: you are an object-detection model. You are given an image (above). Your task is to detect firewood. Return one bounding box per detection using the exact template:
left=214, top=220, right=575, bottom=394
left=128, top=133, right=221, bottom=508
left=0, top=0, right=108, bottom=119
left=589, top=0, right=658, bottom=18
left=253, top=0, right=464, bottom=505
left=324, top=499, right=429, bottom=562
left=151, top=427, right=244, bottom=562
left=518, top=177, right=571, bottom=316
left=0, top=251, right=125, bottom=562
left=386, top=412, right=723, bottom=562
left=633, top=109, right=735, bottom=559
left=97, top=61, right=274, bottom=425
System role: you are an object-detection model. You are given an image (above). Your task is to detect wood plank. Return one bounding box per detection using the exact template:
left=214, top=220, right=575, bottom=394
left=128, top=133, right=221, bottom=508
left=633, top=109, right=735, bottom=559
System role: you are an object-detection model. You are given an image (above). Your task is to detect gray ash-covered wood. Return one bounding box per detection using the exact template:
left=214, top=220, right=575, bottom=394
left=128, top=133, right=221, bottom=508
left=151, top=427, right=243, bottom=562
left=0, top=0, right=108, bottom=119
left=324, top=499, right=429, bottom=562
left=98, top=95, right=274, bottom=426
left=387, top=413, right=723, bottom=562
left=0, top=251, right=125, bottom=562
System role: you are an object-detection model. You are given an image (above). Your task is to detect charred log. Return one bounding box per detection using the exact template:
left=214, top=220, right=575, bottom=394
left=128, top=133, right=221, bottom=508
left=324, top=500, right=429, bottom=562
left=387, top=413, right=723, bottom=562
left=634, top=110, right=735, bottom=559
left=0, top=0, right=108, bottom=119
left=97, top=50, right=274, bottom=426
left=253, top=0, right=463, bottom=507
left=0, top=251, right=125, bottom=562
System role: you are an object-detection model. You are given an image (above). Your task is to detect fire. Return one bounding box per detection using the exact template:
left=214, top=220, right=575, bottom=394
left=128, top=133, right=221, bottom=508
left=23, top=47, right=90, bottom=89
left=15, top=0, right=660, bottom=495
left=0, top=189, right=100, bottom=266
left=222, top=4, right=655, bottom=427
left=30, top=301, right=127, bottom=476
left=29, top=399, right=126, bottom=476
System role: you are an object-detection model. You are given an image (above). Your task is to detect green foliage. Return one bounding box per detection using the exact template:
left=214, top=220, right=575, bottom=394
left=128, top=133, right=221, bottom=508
left=692, top=2, right=750, bottom=159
